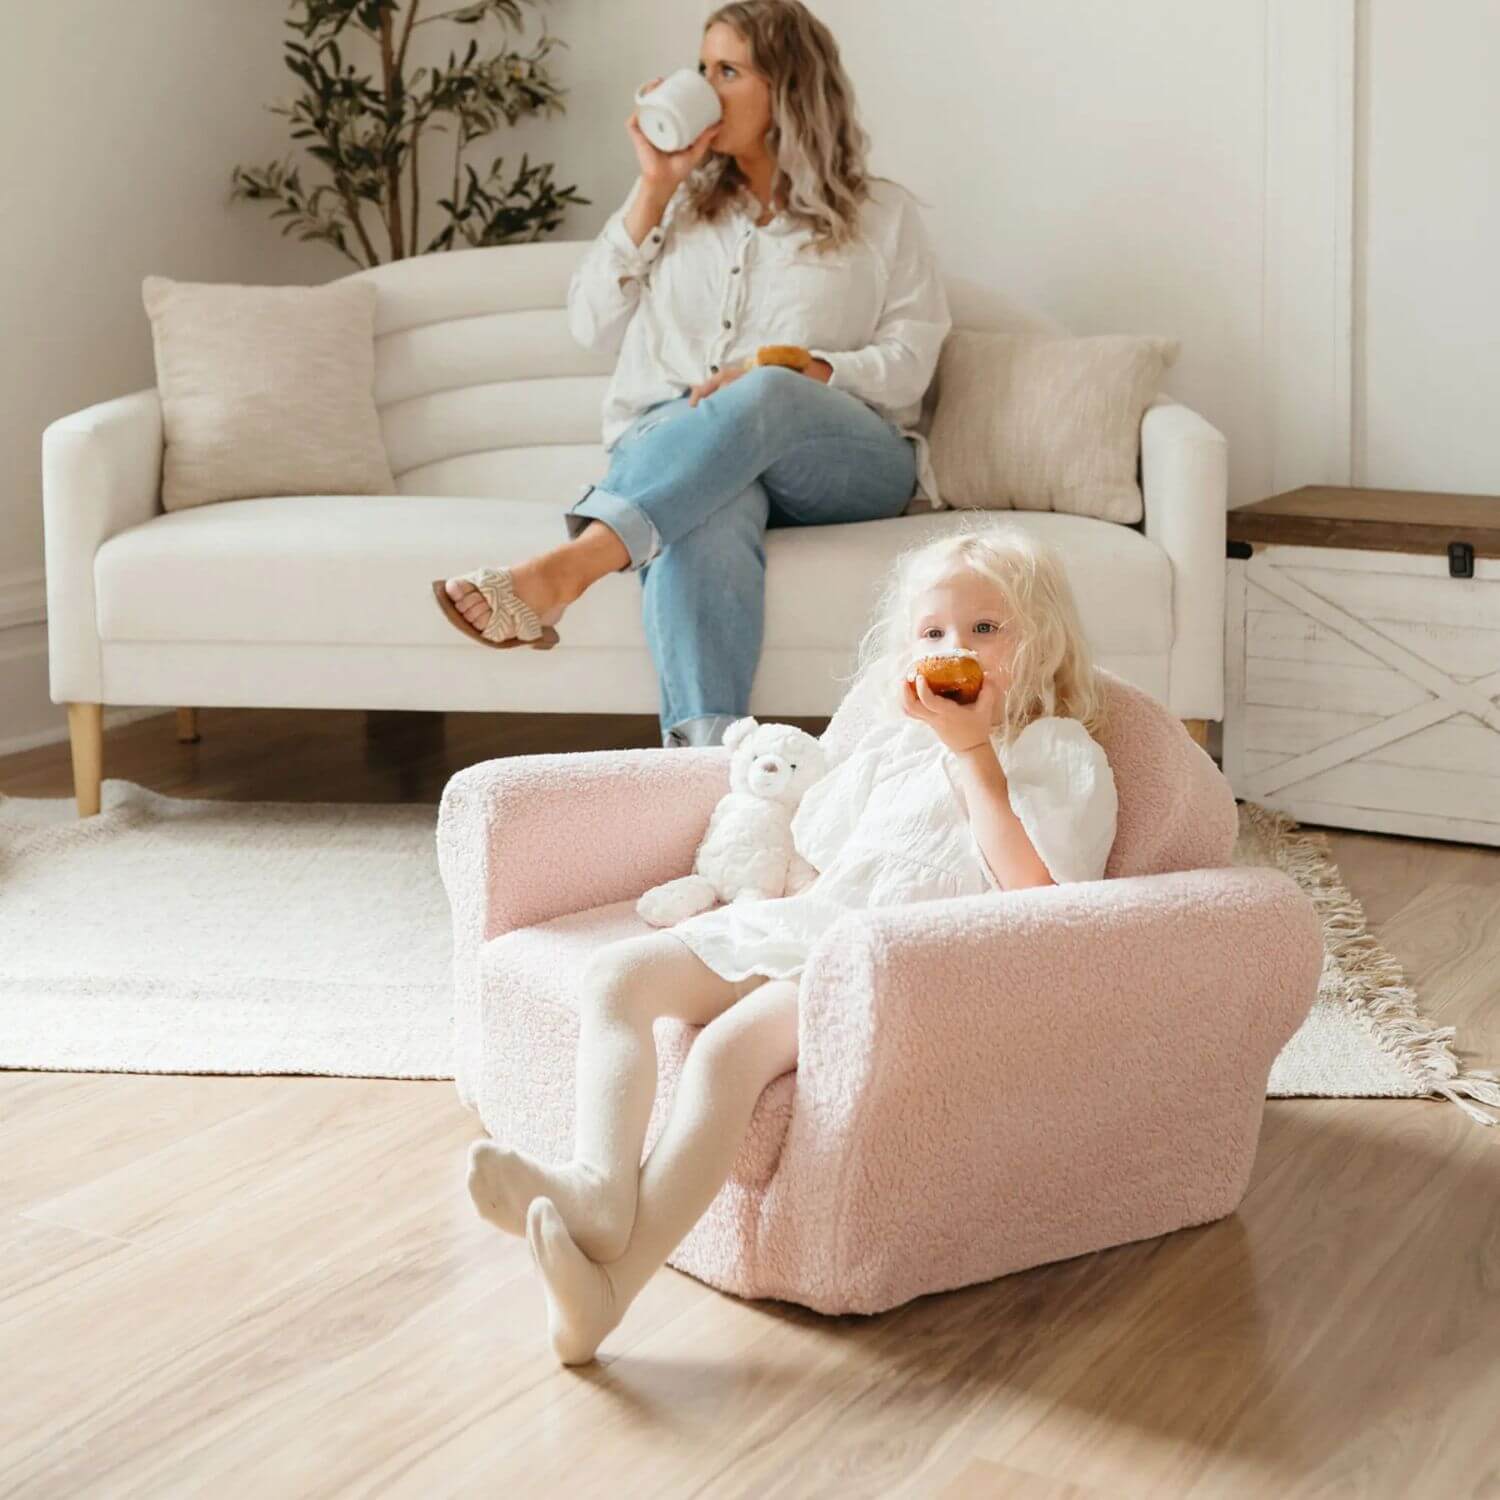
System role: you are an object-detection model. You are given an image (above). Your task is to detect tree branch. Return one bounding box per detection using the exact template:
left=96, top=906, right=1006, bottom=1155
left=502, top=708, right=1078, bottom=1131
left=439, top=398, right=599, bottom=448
left=339, top=182, right=383, bottom=267
left=377, top=6, right=407, bottom=259
left=396, top=0, right=421, bottom=76
left=409, top=119, right=425, bottom=256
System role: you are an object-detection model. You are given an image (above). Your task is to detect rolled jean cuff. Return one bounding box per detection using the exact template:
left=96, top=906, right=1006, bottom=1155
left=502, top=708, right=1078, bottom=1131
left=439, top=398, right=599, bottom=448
left=663, top=713, right=740, bottom=749
left=564, top=485, right=662, bottom=572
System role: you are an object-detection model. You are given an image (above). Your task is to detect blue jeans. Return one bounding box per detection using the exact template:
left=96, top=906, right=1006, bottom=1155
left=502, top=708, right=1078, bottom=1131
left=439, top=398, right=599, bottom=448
left=563, top=365, right=919, bottom=747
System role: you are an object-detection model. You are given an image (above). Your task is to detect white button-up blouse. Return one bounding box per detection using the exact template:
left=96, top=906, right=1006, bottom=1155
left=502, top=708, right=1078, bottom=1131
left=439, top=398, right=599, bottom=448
left=565, top=174, right=954, bottom=510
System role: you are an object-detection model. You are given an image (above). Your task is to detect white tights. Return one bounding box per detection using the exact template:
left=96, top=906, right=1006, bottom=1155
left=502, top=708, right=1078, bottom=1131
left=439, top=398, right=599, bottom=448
left=466, top=931, right=800, bottom=1365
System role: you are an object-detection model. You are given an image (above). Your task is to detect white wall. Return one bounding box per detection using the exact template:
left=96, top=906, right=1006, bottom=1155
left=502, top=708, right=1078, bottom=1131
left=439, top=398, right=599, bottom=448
left=1354, top=0, right=1500, bottom=490
left=2, top=0, right=1494, bottom=756
left=1, top=2, right=343, bottom=749
left=0, top=0, right=696, bottom=753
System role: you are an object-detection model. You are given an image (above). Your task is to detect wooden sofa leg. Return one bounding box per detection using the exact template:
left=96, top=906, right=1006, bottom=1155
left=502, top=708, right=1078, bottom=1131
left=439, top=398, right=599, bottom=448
left=1182, top=718, right=1209, bottom=749
left=176, top=707, right=200, bottom=743
left=66, top=702, right=103, bottom=818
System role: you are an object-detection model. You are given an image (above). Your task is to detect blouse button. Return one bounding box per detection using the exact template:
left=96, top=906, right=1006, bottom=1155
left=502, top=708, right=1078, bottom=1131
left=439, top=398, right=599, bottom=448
left=710, top=364, right=720, bottom=373
left=723, top=319, right=732, bottom=329
left=731, top=266, right=740, bottom=275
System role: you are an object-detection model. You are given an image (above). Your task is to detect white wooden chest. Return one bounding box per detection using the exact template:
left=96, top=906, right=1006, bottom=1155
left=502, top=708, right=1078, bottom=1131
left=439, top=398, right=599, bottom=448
left=1224, top=523, right=1500, bottom=846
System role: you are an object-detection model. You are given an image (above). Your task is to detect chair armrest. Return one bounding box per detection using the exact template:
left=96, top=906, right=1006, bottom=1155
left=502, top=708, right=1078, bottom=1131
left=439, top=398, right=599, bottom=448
left=783, top=866, right=1321, bottom=1311
left=437, top=747, right=729, bottom=1104
left=1140, top=397, right=1229, bottom=721
left=42, top=388, right=164, bottom=704
left=437, top=746, right=731, bottom=939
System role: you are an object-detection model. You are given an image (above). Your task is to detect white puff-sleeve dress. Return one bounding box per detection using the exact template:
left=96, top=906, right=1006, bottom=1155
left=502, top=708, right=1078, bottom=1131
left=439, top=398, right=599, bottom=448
left=667, top=714, right=1119, bottom=983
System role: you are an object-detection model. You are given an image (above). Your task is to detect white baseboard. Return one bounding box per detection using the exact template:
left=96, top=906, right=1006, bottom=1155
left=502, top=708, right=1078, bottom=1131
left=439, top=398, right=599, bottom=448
left=0, top=610, right=172, bottom=759
left=0, top=690, right=171, bottom=760
left=0, top=567, right=46, bottom=631
left=3, top=707, right=175, bottom=760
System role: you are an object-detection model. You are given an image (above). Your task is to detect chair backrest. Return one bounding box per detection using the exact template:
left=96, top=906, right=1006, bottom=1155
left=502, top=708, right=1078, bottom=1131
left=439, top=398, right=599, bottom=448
left=341, top=242, right=1067, bottom=494
left=820, top=669, right=1238, bottom=879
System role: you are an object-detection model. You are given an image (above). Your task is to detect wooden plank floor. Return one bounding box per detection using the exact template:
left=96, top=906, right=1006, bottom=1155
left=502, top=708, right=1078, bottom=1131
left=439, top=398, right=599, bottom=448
left=2, top=707, right=1498, bottom=1498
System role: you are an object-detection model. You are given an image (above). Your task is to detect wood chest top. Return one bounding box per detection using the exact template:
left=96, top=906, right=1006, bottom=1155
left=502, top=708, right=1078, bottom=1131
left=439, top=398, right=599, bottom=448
left=1227, top=485, right=1500, bottom=560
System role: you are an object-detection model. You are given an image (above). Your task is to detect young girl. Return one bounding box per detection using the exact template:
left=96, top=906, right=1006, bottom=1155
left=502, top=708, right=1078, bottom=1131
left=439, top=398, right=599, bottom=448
left=466, top=523, right=1119, bottom=1365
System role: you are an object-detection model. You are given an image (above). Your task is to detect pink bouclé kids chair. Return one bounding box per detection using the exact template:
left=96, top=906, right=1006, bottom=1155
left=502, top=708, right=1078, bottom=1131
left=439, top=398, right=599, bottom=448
left=435, top=670, right=1323, bottom=1316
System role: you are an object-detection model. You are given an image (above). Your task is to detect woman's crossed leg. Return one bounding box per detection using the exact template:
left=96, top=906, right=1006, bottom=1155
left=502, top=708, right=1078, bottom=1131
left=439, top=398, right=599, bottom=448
left=442, top=365, right=914, bottom=644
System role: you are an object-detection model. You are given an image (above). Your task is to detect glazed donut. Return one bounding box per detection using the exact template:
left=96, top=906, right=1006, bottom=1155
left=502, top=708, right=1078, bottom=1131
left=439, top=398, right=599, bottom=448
left=907, top=648, right=985, bottom=705
left=754, top=344, right=813, bottom=371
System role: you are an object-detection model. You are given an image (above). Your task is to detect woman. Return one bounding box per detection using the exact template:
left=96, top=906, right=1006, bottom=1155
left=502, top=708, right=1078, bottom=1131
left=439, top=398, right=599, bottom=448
left=434, top=0, right=952, bottom=749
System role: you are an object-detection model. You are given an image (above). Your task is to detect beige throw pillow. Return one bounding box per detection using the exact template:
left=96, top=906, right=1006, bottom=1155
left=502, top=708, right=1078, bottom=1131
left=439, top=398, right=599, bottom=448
left=142, top=275, right=396, bottom=513
left=928, top=331, right=1180, bottom=524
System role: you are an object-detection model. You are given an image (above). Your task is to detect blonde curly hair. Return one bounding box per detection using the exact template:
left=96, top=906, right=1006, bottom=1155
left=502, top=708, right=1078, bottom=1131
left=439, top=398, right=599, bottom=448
left=842, top=518, right=1109, bottom=746
left=683, top=0, right=903, bottom=254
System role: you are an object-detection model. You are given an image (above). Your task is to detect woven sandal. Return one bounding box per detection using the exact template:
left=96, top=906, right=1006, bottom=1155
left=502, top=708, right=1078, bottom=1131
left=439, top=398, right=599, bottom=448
left=430, top=567, right=561, bottom=650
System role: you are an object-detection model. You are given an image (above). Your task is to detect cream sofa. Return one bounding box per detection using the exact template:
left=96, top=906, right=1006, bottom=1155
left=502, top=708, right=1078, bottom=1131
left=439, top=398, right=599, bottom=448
left=41, top=241, right=1229, bottom=816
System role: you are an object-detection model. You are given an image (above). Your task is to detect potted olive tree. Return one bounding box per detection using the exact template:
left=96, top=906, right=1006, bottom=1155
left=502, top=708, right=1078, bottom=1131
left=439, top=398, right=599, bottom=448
left=232, top=0, right=589, bottom=266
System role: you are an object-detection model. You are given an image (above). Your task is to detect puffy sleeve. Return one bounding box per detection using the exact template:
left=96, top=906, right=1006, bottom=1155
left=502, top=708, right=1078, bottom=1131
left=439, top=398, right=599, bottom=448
left=566, top=179, right=679, bottom=356
left=808, top=188, right=952, bottom=413
left=990, top=717, right=1118, bottom=886
left=791, top=723, right=899, bottom=873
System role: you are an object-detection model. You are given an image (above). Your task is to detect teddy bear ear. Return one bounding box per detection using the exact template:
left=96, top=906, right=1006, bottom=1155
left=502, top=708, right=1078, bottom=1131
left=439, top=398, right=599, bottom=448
left=721, top=716, right=758, bottom=752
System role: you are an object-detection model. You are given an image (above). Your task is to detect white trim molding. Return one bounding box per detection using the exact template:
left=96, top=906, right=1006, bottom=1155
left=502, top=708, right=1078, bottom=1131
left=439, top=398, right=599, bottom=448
left=0, top=569, right=172, bottom=760
left=0, top=568, right=46, bottom=632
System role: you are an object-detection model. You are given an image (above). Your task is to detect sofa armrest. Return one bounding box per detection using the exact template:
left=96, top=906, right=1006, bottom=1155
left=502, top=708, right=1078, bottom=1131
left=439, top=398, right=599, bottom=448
left=783, top=866, right=1322, bottom=1311
left=42, top=388, right=164, bottom=704
left=1140, top=397, right=1229, bottom=721
left=437, top=746, right=730, bottom=1104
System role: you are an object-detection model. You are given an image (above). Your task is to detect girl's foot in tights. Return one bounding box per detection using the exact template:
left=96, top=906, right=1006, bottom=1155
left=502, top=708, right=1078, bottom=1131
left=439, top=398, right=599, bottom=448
left=527, top=1196, right=622, bottom=1366
left=466, top=1140, right=636, bottom=1264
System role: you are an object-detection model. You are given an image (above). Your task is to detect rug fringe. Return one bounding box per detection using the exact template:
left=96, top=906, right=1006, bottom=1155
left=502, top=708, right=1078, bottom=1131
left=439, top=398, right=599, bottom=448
left=1242, top=801, right=1500, bottom=1129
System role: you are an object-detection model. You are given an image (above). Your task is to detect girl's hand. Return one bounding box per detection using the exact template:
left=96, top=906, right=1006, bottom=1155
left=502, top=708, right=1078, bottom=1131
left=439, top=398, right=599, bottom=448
left=688, top=359, right=751, bottom=407
left=628, top=79, right=720, bottom=193
left=900, top=667, right=1002, bottom=756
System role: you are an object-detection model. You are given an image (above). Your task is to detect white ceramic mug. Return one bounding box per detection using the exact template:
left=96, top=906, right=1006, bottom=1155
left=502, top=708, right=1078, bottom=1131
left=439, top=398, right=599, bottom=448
left=633, top=68, right=723, bottom=153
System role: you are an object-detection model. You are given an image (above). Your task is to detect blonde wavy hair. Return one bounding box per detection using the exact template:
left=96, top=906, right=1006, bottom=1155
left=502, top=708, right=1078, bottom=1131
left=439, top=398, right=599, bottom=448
left=683, top=0, right=899, bottom=254
left=842, top=519, right=1109, bottom=746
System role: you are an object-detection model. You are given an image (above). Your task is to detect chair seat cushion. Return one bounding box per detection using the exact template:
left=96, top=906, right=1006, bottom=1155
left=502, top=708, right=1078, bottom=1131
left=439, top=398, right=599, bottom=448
left=476, top=898, right=796, bottom=1192
left=93, top=487, right=1173, bottom=655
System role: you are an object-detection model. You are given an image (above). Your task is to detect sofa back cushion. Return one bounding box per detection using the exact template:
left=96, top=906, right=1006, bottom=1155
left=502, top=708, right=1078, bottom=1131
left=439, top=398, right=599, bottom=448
left=345, top=247, right=1071, bottom=506
left=819, top=668, right=1236, bottom=879
left=351, top=242, right=615, bottom=500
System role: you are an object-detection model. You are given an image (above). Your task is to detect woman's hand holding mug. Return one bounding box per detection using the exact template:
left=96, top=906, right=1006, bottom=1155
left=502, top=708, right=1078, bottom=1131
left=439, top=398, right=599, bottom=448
left=628, top=76, right=720, bottom=196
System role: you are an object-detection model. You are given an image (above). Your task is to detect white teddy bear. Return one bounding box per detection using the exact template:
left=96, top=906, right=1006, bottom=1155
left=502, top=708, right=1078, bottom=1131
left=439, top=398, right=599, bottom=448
left=636, top=715, right=828, bottom=928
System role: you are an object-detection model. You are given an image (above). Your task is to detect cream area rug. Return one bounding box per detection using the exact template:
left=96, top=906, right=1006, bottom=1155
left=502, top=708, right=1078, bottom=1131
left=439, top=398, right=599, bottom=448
left=0, top=780, right=452, bottom=1079
left=1, top=779, right=1497, bottom=1124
